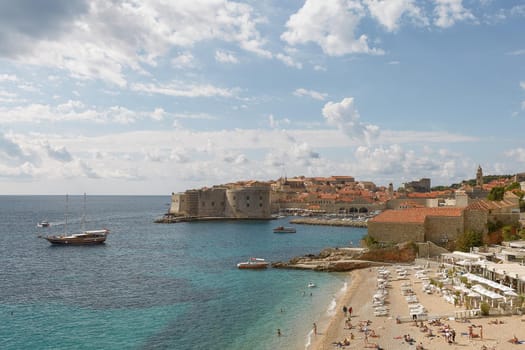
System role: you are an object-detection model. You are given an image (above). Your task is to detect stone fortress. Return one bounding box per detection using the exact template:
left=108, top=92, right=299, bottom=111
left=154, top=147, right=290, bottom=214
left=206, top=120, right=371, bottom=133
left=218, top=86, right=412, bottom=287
left=168, top=181, right=271, bottom=219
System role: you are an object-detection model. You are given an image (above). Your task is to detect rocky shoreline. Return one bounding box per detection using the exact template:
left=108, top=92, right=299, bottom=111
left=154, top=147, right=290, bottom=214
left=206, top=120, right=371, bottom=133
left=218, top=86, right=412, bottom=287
left=271, top=243, right=418, bottom=272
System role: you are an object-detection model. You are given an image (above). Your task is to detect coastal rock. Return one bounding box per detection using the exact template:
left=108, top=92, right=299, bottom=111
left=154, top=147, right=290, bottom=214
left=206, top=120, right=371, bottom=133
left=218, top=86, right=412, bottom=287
left=272, top=242, right=419, bottom=271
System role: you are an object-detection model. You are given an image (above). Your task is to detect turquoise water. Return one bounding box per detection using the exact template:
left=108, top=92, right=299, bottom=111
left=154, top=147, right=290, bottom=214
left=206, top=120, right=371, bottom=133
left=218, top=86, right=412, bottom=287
left=0, top=196, right=365, bottom=349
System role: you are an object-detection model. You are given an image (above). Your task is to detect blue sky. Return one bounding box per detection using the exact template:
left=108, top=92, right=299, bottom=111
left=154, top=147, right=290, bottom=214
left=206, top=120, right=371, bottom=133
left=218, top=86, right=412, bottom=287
left=0, top=0, right=524, bottom=195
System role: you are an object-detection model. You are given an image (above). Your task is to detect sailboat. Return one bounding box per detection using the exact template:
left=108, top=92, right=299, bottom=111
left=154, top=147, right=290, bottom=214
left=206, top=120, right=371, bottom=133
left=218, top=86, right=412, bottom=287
left=43, top=194, right=110, bottom=245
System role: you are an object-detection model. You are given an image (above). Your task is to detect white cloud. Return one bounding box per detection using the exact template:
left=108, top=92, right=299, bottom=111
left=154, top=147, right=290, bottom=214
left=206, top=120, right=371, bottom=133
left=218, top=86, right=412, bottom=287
left=505, top=148, right=525, bottom=162
left=268, top=114, right=291, bottom=128
left=0, top=132, right=30, bottom=162
left=0, top=90, right=19, bottom=103
left=364, top=0, right=428, bottom=32
left=354, top=144, right=405, bottom=174
left=1, top=1, right=270, bottom=85
left=322, top=97, right=380, bottom=144
left=276, top=53, right=303, bottom=69
left=0, top=101, right=167, bottom=125
left=352, top=144, right=469, bottom=185
left=293, top=88, right=328, bottom=101
left=130, top=81, right=237, bottom=98
left=152, top=108, right=166, bottom=121
left=434, top=0, right=476, bottom=28
left=510, top=5, right=525, bottom=16
left=43, top=142, right=73, bottom=162
left=0, top=74, right=18, bottom=82
left=265, top=141, right=320, bottom=167
left=170, top=148, right=190, bottom=163
left=281, top=0, right=384, bottom=56
left=171, top=52, right=195, bottom=69
left=507, top=49, right=525, bottom=56
left=223, top=153, right=249, bottom=165
left=173, top=112, right=217, bottom=120
left=215, top=50, right=239, bottom=64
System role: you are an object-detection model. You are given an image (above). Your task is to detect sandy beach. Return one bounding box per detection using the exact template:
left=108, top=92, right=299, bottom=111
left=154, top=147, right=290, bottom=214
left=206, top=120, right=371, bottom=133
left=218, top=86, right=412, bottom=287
left=309, top=263, right=525, bottom=350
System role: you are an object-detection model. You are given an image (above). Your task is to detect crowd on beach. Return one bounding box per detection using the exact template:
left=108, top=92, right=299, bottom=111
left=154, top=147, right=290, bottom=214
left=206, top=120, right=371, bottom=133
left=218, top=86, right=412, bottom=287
left=308, top=261, right=525, bottom=350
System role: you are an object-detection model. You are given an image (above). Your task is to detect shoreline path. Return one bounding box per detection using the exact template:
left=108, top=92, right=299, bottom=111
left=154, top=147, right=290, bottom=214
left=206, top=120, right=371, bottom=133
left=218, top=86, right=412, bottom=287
left=309, top=263, right=525, bottom=350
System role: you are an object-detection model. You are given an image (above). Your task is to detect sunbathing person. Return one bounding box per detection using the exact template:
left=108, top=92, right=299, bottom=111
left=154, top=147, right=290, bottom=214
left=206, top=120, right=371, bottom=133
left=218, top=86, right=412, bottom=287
left=509, top=335, right=519, bottom=344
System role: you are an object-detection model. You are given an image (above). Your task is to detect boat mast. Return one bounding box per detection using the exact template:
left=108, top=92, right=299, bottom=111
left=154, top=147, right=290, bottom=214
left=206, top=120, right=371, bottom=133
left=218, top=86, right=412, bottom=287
left=82, top=193, right=86, bottom=232
left=65, top=194, right=68, bottom=235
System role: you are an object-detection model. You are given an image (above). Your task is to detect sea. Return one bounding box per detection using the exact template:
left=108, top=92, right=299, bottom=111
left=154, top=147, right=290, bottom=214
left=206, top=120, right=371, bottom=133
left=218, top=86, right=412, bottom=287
left=0, top=196, right=366, bottom=350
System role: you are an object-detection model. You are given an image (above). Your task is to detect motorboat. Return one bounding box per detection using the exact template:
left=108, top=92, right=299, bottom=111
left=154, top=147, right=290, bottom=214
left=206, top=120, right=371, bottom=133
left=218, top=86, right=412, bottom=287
left=273, top=226, right=296, bottom=233
left=237, top=257, right=269, bottom=269
left=308, top=282, right=316, bottom=288
left=37, top=220, right=50, bottom=228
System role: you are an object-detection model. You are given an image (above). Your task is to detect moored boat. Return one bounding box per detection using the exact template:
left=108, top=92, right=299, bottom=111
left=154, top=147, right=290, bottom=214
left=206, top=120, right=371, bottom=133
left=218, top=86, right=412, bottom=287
left=273, top=226, right=296, bottom=233
left=237, top=257, right=269, bottom=269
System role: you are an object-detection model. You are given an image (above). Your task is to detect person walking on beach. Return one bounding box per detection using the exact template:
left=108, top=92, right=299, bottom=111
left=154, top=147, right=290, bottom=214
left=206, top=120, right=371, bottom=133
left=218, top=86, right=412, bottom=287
left=313, top=323, right=317, bottom=335
left=348, top=306, right=352, bottom=317
left=343, top=305, right=348, bottom=316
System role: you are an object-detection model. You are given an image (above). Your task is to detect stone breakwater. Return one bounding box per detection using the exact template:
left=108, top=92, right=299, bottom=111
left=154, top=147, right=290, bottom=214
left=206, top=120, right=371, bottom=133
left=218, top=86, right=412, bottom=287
left=289, top=218, right=368, bottom=227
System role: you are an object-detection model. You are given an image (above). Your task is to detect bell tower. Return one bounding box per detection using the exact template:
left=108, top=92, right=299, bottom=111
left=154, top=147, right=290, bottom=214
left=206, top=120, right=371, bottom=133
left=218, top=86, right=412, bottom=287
left=476, top=165, right=483, bottom=188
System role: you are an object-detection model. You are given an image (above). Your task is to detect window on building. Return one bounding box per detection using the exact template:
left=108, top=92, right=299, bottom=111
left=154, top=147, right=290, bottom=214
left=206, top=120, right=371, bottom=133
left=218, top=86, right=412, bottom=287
left=247, top=203, right=250, bottom=207
left=246, top=196, right=250, bottom=200
left=211, top=201, right=215, bottom=206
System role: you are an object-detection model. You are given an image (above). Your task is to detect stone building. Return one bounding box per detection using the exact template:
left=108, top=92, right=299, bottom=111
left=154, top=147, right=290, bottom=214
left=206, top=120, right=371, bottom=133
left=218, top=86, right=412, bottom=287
left=404, top=178, right=431, bottom=193
left=368, top=207, right=464, bottom=245
left=169, top=183, right=271, bottom=219
left=368, top=197, right=520, bottom=245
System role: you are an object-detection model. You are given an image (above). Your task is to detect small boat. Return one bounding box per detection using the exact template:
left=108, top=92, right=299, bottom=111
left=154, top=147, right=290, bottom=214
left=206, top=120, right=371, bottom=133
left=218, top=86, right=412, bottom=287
left=37, top=220, right=50, bottom=228
left=237, top=257, right=269, bottom=269
left=308, top=282, right=316, bottom=288
left=273, top=226, right=296, bottom=233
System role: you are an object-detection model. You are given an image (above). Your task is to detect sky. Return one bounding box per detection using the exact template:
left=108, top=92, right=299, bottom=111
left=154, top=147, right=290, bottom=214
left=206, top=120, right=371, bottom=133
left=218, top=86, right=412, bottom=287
left=0, top=0, right=524, bottom=195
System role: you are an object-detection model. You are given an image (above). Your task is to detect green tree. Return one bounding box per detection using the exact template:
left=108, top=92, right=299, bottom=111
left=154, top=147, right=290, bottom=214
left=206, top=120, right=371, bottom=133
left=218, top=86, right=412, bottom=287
left=362, top=234, right=378, bottom=248
left=455, top=230, right=483, bottom=252
left=502, top=225, right=520, bottom=241
left=480, top=302, right=490, bottom=316
left=487, top=186, right=505, bottom=201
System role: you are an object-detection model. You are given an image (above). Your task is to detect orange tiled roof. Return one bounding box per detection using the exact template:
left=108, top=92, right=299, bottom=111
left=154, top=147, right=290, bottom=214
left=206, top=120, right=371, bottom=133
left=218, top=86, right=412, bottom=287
left=465, top=199, right=517, bottom=211
left=369, top=207, right=463, bottom=224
